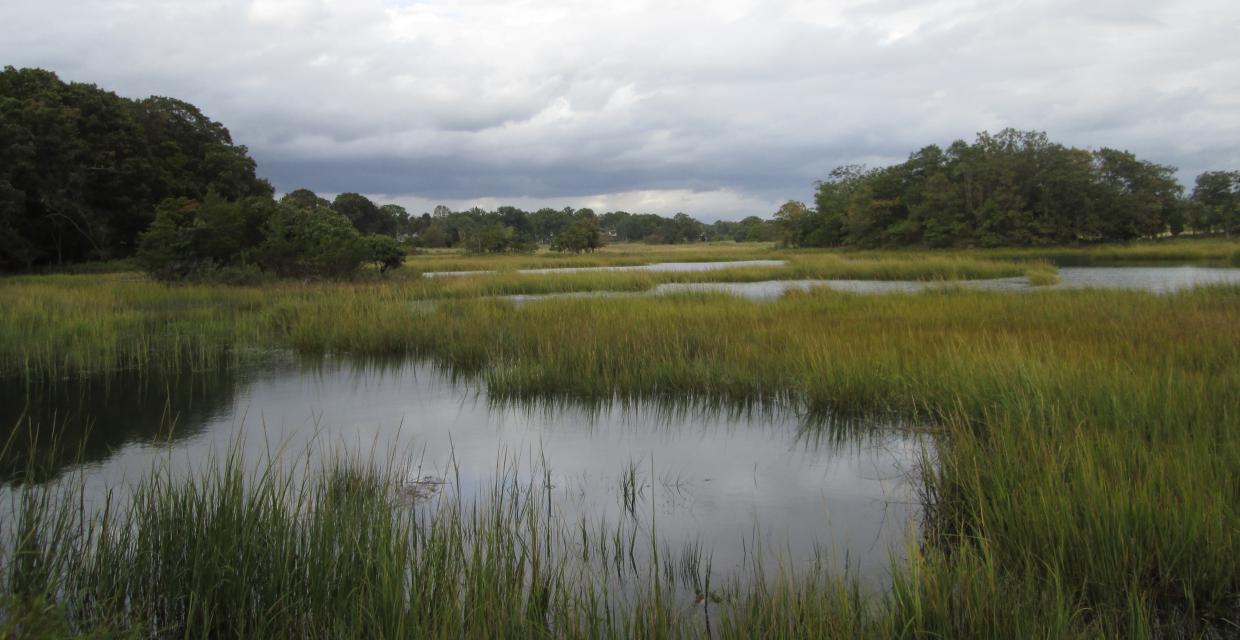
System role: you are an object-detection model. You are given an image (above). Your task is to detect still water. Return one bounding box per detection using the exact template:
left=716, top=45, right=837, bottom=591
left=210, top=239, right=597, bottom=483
left=422, top=260, right=786, bottom=278
left=3, top=357, right=922, bottom=585
left=503, top=265, right=1240, bottom=303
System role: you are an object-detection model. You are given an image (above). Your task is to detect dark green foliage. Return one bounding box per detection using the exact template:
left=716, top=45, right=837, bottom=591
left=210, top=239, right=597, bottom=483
left=785, top=129, right=1194, bottom=248
left=137, top=196, right=370, bottom=281
left=279, top=188, right=330, bottom=210
left=332, top=192, right=399, bottom=236
left=364, top=234, right=405, bottom=272
left=598, top=210, right=717, bottom=243
left=551, top=210, right=605, bottom=253
left=706, top=216, right=778, bottom=242
left=408, top=206, right=738, bottom=251
left=0, top=67, right=271, bottom=270
left=256, top=204, right=368, bottom=278
left=1189, top=170, right=1240, bottom=236
left=135, top=194, right=274, bottom=281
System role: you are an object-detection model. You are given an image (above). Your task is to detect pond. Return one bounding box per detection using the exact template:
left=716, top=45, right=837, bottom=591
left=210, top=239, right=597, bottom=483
left=421, top=259, right=786, bottom=278
left=2, top=357, right=923, bottom=587
left=501, top=265, right=1240, bottom=303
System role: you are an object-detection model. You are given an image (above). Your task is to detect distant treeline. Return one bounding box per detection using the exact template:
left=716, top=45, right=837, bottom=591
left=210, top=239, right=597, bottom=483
left=777, top=129, right=1240, bottom=248
left=400, top=206, right=777, bottom=253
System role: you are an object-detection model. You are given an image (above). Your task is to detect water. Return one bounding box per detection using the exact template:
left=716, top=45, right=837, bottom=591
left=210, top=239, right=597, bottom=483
left=502, top=266, right=1240, bottom=303
left=422, top=259, right=786, bottom=278
left=2, top=357, right=922, bottom=585
left=1056, top=265, right=1240, bottom=291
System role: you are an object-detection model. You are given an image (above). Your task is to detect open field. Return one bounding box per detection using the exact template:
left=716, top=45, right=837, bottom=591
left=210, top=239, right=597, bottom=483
left=2, top=240, right=1239, bottom=637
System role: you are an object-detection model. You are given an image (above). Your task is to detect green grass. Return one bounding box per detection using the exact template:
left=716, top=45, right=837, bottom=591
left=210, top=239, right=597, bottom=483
left=0, top=251, right=1043, bottom=380
left=966, top=236, right=1240, bottom=264
left=2, top=241, right=1239, bottom=636
left=0, top=437, right=1164, bottom=639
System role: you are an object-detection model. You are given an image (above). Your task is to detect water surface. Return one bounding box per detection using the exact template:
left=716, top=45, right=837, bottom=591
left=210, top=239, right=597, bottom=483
left=423, top=259, right=786, bottom=278
left=501, top=266, right=1240, bottom=303
left=3, top=358, right=921, bottom=585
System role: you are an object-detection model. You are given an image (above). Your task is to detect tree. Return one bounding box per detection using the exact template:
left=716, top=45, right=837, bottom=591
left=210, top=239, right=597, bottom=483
left=135, top=193, right=279, bottom=280
left=790, top=130, right=1194, bottom=248
left=281, top=189, right=330, bottom=210
left=529, top=207, right=572, bottom=243
left=1190, top=171, right=1239, bottom=236
left=551, top=211, right=604, bottom=253
left=0, top=66, right=270, bottom=269
left=256, top=204, right=367, bottom=278
left=364, top=234, right=405, bottom=272
left=773, top=200, right=813, bottom=247
left=332, top=192, right=396, bottom=236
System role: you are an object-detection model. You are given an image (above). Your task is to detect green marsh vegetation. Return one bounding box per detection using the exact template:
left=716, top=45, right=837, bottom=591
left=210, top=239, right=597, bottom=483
left=0, top=247, right=1058, bottom=380
left=2, top=239, right=1239, bottom=635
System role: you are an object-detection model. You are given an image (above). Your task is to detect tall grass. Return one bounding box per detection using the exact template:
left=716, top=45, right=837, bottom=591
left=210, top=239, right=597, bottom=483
left=963, top=236, right=1240, bottom=264
left=0, top=437, right=1160, bottom=639
left=2, top=244, right=1238, bottom=635
left=0, top=253, right=1040, bottom=380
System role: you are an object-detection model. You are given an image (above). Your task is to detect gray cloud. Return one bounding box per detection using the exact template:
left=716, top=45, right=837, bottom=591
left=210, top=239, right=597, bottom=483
left=3, top=0, right=1238, bottom=220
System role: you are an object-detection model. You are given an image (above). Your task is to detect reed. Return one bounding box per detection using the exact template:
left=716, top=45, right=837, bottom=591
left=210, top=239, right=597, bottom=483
left=0, top=438, right=1168, bottom=639
left=2, top=242, right=1238, bottom=635
left=965, top=236, right=1240, bottom=264
left=0, top=252, right=1039, bottom=380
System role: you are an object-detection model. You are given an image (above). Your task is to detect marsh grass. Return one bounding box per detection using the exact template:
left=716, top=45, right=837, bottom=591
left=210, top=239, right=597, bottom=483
left=0, top=429, right=1195, bottom=639
left=2, top=242, right=1239, bottom=636
left=0, top=251, right=1039, bottom=380
left=964, top=236, right=1240, bottom=264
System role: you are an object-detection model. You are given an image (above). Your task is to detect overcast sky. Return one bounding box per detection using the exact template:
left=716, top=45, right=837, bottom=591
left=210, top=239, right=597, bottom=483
left=3, top=0, right=1238, bottom=220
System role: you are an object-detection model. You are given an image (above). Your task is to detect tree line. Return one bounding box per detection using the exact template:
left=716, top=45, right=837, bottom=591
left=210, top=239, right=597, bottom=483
left=403, top=206, right=777, bottom=253
left=7, top=68, right=1237, bottom=278
left=0, top=67, right=772, bottom=278
left=776, top=129, right=1239, bottom=248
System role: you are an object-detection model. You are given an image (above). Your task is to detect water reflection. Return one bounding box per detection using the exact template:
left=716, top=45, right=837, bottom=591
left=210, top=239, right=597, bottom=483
left=0, top=368, right=241, bottom=482
left=3, top=357, right=922, bottom=584
left=499, top=266, right=1240, bottom=303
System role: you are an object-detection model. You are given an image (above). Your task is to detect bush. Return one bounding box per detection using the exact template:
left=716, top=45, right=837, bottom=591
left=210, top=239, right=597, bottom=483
left=256, top=204, right=367, bottom=279
left=136, top=194, right=275, bottom=281
left=364, top=234, right=405, bottom=273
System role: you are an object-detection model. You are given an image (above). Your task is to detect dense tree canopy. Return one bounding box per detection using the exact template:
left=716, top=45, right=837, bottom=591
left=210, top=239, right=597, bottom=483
left=780, top=129, right=1213, bottom=248
left=1189, top=171, right=1240, bottom=236
left=0, top=67, right=271, bottom=269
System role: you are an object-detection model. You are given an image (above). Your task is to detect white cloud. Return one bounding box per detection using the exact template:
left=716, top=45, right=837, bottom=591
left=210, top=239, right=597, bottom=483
left=3, top=0, right=1238, bottom=220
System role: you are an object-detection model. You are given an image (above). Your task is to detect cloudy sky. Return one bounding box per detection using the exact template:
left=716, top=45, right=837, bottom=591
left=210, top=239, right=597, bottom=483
left=3, top=0, right=1238, bottom=220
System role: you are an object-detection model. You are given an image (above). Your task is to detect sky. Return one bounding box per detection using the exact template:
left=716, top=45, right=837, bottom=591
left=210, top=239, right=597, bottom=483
left=3, top=0, right=1238, bottom=221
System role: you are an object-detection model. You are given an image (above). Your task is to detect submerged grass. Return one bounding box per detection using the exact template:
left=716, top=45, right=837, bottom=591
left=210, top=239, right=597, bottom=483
left=0, top=437, right=1168, bottom=639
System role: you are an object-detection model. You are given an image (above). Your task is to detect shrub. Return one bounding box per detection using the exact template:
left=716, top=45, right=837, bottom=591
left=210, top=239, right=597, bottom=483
left=364, top=234, right=406, bottom=273
left=256, top=204, right=367, bottom=278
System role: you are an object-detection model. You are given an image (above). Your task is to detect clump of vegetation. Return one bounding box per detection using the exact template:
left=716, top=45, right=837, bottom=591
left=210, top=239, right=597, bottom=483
left=134, top=193, right=405, bottom=281
left=549, top=210, right=605, bottom=253
left=1023, top=262, right=1060, bottom=286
